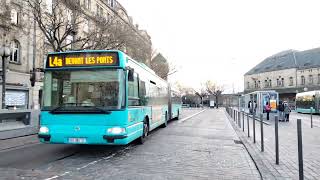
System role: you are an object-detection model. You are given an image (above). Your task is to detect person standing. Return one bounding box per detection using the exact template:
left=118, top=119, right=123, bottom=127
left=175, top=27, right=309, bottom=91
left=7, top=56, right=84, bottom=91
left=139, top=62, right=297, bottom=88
left=265, top=102, right=271, bottom=120
left=284, top=102, right=291, bottom=122
left=278, top=101, right=284, bottom=122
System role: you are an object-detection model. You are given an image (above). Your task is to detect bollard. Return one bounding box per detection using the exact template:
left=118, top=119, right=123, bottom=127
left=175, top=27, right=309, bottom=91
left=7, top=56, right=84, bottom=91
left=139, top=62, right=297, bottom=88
left=275, top=115, right=279, bottom=165
left=260, top=113, right=264, bottom=152
left=242, top=111, right=245, bottom=132
left=253, top=113, right=256, bottom=143
left=310, top=107, right=313, bottom=128
left=297, top=119, right=304, bottom=180
left=238, top=111, right=241, bottom=128
left=247, top=113, right=250, bottom=137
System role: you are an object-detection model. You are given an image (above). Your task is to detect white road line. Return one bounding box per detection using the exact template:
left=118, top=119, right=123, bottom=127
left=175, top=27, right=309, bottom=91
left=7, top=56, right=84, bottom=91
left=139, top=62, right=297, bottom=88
left=44, top=145, right=132, bottom=180
left=178, top=109, right=206, bottom=123
left=44, top=176, right=59, bottom=180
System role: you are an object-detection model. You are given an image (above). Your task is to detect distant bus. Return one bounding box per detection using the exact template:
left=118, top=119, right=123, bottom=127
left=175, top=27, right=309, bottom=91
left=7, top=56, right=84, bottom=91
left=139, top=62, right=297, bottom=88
left=296, top=91, right=320, bottom=114
left=38, top=50, right=180, bottom=145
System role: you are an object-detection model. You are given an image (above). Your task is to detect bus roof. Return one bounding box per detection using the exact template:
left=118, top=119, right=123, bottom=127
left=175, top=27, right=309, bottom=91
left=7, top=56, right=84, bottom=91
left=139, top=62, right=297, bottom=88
left=296, top=90, right=320, bottom=97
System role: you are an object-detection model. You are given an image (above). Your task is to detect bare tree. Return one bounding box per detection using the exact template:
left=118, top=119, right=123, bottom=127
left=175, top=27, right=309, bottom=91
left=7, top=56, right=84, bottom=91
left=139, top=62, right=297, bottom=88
left=205, top=80, right=224, bottom=108
left=194, top=87, right=208, bottom=107
left=24, top=0, right=131, bottom=52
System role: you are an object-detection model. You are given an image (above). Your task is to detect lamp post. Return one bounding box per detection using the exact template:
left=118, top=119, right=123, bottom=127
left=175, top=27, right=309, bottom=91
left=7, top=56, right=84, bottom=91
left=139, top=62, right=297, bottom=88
left=0, top=46, right=11, bottom=109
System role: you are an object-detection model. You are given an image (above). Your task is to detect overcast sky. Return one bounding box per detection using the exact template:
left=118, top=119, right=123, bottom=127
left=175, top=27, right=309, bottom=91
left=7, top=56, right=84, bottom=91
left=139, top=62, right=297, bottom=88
left=118, top=0, right=320, bottom=93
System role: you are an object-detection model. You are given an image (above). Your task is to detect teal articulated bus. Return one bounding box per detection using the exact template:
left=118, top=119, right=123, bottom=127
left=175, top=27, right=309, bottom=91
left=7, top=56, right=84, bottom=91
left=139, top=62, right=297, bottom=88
left=38, top=50, right=181, bottom=145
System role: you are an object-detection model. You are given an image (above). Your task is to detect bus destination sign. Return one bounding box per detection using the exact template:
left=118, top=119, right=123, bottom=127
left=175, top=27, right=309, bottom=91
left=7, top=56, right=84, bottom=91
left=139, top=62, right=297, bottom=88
left=46, top=52, right=119, bottom=68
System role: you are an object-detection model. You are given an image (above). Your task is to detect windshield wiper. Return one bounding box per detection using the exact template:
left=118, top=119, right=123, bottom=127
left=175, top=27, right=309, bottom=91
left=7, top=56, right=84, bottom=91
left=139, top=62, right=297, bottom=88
left=49, top=105, right=112, bottom=114
left=82, top=106, right=112, bottom=114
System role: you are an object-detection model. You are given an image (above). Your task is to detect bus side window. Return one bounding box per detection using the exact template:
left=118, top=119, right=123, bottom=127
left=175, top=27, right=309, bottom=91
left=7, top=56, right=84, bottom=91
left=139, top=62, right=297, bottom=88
left=139, top=80, right=147, bottom=106
left=128, top=73, right=139, bottom=106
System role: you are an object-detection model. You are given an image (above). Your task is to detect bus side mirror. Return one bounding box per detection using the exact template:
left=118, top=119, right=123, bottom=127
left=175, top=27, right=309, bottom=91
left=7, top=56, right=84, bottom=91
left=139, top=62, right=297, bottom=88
left=128, top=69, right=134, bottom=81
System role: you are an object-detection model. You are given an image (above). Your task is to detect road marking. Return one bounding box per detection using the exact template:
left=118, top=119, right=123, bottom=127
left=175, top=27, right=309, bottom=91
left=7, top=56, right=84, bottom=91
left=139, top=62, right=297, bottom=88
left=178, top=109, right=206, bottom=123
left=44, top=146, right=132, bottom=180
left=45, top=176, right=59, bottom=180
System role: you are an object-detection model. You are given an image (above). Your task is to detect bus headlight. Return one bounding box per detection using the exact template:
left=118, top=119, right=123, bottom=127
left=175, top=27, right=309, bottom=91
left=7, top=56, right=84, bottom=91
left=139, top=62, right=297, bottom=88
left=107, top=127, right=126, bottom=134
left=39, top=126, right=49, bottom=134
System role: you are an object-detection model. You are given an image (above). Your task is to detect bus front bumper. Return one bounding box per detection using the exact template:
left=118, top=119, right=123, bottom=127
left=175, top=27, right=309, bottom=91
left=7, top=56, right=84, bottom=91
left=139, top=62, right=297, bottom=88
left=103, top=135, right=128, bottom=143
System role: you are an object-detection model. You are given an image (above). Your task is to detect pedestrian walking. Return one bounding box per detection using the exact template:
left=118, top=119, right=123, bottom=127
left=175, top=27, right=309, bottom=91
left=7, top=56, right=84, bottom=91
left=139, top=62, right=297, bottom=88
left=248, top=100, right=253, bottom=114
left=265, top=102, right=271, bottom=120
left=284, top=101, right=291, bottom=122
left=278, top=101, right=284, bottom=122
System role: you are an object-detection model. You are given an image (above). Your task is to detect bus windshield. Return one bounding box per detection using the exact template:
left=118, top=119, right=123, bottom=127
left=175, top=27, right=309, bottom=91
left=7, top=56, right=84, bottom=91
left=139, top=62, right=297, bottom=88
left=43, top=69, right=125, bottom=111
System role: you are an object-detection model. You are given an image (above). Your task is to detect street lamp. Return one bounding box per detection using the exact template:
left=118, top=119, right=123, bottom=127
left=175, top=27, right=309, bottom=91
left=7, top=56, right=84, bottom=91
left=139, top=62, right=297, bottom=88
left=0, top=46, right=11, bottom=109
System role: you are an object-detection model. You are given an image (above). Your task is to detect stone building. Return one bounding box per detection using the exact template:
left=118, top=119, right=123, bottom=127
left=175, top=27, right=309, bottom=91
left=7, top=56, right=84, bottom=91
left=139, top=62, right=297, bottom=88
left=244, top=48, right=320, bottom=105
left=0, top=0, right=152, bottom=139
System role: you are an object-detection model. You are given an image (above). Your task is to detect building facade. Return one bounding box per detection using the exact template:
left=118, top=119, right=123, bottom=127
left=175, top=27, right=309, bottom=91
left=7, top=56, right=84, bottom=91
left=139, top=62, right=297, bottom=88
left=0, top=0, right=152, bottom=139
left=244, top=48, right=320, bottom=105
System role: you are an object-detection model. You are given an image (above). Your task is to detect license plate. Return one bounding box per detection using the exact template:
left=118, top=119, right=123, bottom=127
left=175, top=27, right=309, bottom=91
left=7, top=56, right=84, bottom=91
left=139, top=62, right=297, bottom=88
left=69, top=138, right=87, bottom=144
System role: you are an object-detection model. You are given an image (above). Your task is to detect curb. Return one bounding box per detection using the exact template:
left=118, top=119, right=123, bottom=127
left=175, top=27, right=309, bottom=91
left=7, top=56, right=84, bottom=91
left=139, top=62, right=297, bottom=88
left=224, top=109, right=268, bottom=180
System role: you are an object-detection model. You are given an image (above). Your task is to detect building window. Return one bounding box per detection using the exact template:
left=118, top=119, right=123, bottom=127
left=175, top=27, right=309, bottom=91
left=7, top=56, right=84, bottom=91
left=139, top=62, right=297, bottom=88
left=318, top=74, right=320, bottom=84
left=281, top=78, right=284, bottom=87
left=84, top=0, right=91, bottom=10
left=264, top=80, right=268, bottom=88
left=65, top=35, right=73, bottom=50
left=301, top=76, right=305, bottom=85
left=289, top=77, right=293, bottom=86
left=83, top=18, right=89, bottom=33
left=96, top=5, right=103, bottom=17
left=107, top=0, right=114, bottom=7
left=309, top=75, right=313, bottom=85
left=11, top=9, right=19, bottom=25
left=269, top=79, right=272, bottom=87
left=247, top=82, right=250, bottom=89
left=10, top=40, right=20, bottom=63
left=66, top=9, right=73, bottom=25
left=44, top=0, right=53, bottom=14
left=258, top=81, right=261, bottom=88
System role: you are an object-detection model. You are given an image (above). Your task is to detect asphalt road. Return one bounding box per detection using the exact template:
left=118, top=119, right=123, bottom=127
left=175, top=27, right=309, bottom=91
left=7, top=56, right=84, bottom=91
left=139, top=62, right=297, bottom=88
left=0, top=108, right=260, bottom=180
left=0, top=109, right=200, bottom=171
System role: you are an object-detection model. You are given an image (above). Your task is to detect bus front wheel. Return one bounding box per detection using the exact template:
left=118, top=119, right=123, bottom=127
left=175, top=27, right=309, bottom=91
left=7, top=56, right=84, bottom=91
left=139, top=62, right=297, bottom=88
left=137, top=120, right=149, bottom=144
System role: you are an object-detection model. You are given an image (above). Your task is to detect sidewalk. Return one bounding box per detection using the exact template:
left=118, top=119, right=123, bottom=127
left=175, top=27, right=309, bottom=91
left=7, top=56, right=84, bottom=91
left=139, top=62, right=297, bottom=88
left=227, top=108, right=320, bottom=180
left=0, top=134, right=39, bottom=152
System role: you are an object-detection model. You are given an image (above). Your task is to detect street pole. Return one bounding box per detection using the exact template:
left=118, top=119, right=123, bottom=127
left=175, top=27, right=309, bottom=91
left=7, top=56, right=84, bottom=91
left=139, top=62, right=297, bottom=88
left=247, top=113, right=250, bottom=137
left=297, top=119, right=304, bottom=180
left=275, top=115, right=279, bottom=165
left=242, top=111, right=245, bottom=132
left=2, top=55, right=6, bottom=109
left=0, top=46, right=11, bottom=109
left=260, top=113, right=264, bottom=152
left=253, top=113, right=256, bottom=143
left=310, top=107, right=313, bottom=128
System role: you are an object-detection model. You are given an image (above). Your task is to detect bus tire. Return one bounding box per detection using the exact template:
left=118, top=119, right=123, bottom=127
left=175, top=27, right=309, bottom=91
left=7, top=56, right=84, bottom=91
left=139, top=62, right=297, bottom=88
left=161, top=112, right=168, bottom=128
left=137, top=119, right=149, bottom=145
left=176, top=110, right=180, bottom=120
